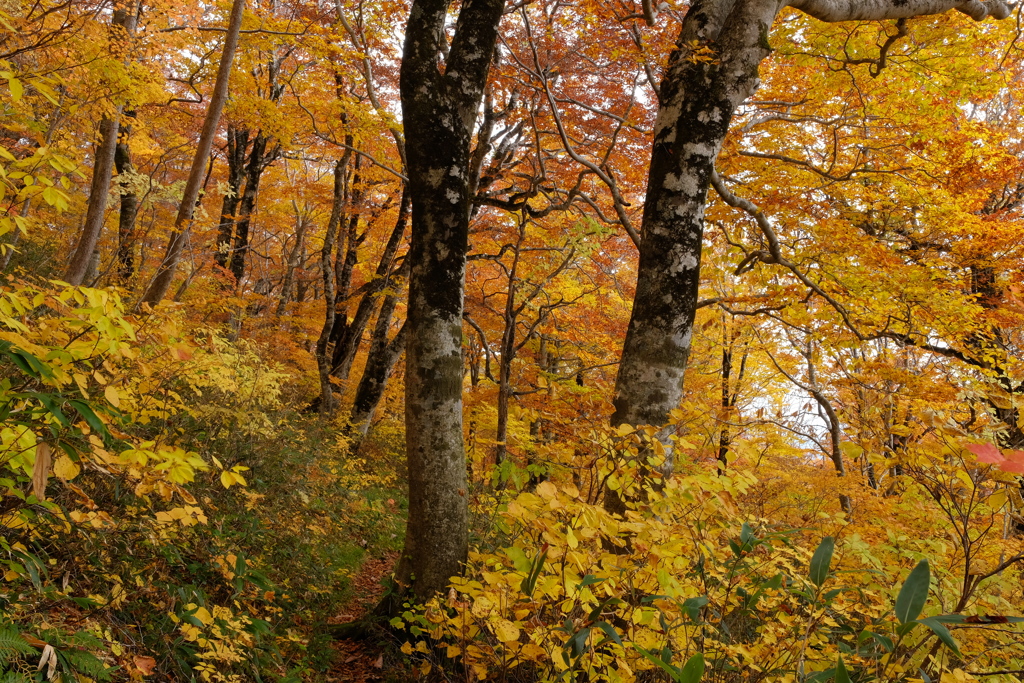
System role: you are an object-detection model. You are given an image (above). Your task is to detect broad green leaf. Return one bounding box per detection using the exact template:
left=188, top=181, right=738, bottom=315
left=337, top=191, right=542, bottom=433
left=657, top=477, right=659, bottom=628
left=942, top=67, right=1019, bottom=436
left=809, top=536, right=834, bottom=587
left=679, top=652, right=705, bottom=683
left=894, top=559, right=930, bottom=624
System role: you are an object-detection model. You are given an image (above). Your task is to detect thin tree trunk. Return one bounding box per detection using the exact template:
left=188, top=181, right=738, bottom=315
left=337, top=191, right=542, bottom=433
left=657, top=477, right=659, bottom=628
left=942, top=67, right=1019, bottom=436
left=66, top=116, right=120, bottom=285
left=327, top=160, right=365, bottom=375
left=348, top=294, right=408, bottom=446
left=276, top=206, right=307, bottom=317
left=114, top=110, right=139, bottom=285
left=230, top=131, right=273, bottom=283
left=65, top=4, right=138, bottom=286
left=215, top=126, right=249, bottom=273
left=494, top=220, right=525, bottom=466
left=331, top=189, right=410, bottom=379
left=315, top=152, right=351, bottom=414
left=140, top=0, right=246, bottom=306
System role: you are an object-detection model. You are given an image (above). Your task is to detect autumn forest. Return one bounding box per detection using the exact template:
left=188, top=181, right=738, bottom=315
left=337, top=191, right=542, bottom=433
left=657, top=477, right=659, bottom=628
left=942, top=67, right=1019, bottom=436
left=2, top=0, right=1024, bottom=680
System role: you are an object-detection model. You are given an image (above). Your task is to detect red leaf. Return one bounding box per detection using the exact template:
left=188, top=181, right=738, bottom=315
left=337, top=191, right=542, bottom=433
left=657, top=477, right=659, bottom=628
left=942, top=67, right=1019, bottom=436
left=965, top=442, right=1004, bottom=464
left=1003, top=450, right=1024, bottom=463
left=999, top=460, right=1024, bottom=474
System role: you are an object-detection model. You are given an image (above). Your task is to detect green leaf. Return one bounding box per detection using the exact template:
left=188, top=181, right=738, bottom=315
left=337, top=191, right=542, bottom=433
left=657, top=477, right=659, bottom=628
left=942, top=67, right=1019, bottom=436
left=894, top=559, right=930, bottom=624
left=593, top=620, right=623, bottom=647
left=917, top=616, right=961, bottom=656
left=682, top=596, right=708, bottom=622
left=27, top=392, right=69, bottom=426
left=520, top=545, right=547, bottom=597
left=809, top=536, right=835, bottom=587
left=835, top=655, right=851, bottom=683
left=633, top=645, right=682, bottom=680
left=858, top=629, right=894, bottom=653
left=740, top=522, right=755, bottom=548
left=68, top=399, right=108, bottom=437
left=679, top=652, right=705, bottom=683
left=567, top=627, right=590, bottom=658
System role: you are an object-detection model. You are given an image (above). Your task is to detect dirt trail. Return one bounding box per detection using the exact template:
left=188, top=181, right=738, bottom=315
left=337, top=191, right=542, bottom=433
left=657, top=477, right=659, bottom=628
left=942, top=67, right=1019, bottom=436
left=327, top=551, right=401, bottom=682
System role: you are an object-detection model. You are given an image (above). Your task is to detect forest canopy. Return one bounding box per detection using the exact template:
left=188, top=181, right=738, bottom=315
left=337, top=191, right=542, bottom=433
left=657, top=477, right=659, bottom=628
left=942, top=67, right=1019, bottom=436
left=1, top=0, right=1024, bottom=681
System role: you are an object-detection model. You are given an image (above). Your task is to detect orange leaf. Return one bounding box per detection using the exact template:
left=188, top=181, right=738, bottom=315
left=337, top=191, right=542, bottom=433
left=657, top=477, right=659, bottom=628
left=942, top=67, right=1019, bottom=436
left=965, top=442, right=1003, bottom=464
left=133, top=655, right=157, bottom=675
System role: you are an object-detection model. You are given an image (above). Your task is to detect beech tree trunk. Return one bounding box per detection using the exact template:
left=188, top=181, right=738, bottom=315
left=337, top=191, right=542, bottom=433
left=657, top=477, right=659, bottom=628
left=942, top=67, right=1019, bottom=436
left=388, top=0, right=506, bottom=607
left=215, top=126, right=249, bottom=273
left=348, top=295, right=408, bottom=446
left=612, top=0, right=1012, bottom=452
left=140, top=0, right=246, bottom=306
left=230, top=131, right=275, bottom=283
left=114, top=110, right=139, bottom=285
left=315, top=153, right=351, bottom=414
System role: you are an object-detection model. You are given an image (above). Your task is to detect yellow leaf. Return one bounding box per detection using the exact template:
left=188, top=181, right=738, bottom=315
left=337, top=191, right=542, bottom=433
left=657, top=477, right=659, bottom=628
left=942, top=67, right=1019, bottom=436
left=400, top=641, right=413, bottom=655
left=53, top=455, right=80, bottom=481
left=192, top=606, right=212, bottom=626
left=988, top=489, right=1008, bottom=510
left=492, top=618, right=520, bottom=643
left=104, top=385, right=120, bottom=408
left=221, top=471, right=235, bottom=489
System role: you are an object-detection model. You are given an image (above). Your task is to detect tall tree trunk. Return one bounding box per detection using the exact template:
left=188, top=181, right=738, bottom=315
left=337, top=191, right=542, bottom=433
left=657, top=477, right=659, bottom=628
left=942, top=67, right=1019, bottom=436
left=611, top=0, right=1009, bottom=458
left=66, top=116, right=121, bottom=285
left=348, top=293, right=408, bottom=446
left=331, top=189, right=410, bottom=379
left=215, top=126, right=249, bottom=273
left=328, top=160, right=365, bottom=373
left=315, top=153, right=351, bottom=414
left=494, top=219, right=526, bottom=466
left=114, top=110, right=139, bottom=285
left=386, top=0, right=506, bottom=607
left=230, top=131, right=274, bottom=283
left=276, top=206, right=308, bottom=317
left=140, top=0, right=246, bottom=306
left=65, top=3, right=138, bottom=286
left=611, top=0, right=776, bottom=452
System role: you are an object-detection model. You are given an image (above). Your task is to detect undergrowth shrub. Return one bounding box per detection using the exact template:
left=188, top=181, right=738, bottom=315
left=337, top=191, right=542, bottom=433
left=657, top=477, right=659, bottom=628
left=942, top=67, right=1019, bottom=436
left=0, top=280, right=406, bottom=681
left=394, top=427, right=1024, bottom=682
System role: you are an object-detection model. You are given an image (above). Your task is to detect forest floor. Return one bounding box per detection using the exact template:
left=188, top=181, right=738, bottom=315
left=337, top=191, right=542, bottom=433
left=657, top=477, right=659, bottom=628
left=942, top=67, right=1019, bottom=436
left=328, top=551, right=404, bottom=682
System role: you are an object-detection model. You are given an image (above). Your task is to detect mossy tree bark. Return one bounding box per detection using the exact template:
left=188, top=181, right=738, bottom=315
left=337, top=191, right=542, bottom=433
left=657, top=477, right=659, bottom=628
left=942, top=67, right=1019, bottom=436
left=388, top=0, right=506, bottom=607
left=612, top=0, right=1012, bottom=459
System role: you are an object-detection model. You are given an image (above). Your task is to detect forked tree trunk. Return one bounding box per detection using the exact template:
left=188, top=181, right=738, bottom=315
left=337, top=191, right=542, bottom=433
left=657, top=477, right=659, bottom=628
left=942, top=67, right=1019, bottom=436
left=230, top=131, right=276, bottom=283
left=386, top=0, right=506, bottom=608
left=331, top=190, right=409, bottom=380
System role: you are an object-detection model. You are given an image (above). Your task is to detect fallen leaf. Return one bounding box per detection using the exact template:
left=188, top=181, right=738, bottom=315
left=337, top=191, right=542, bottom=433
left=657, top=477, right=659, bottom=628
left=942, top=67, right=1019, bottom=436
left=133, top=655, right=157, bottom=675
